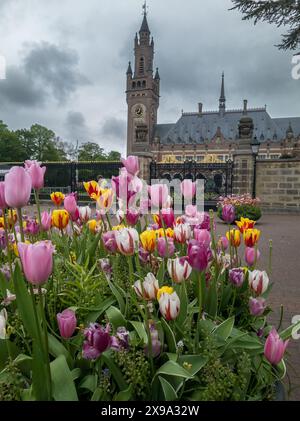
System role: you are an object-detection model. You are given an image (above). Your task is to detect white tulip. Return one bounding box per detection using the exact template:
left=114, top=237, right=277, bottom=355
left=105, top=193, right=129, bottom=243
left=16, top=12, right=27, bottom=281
left=249, top=270, right=269, bottom=295
left=0, top=308, right=8, bottom=340
left=159, top=291, right=180, bottom=321
left=167, top=257, right=192, bottom=284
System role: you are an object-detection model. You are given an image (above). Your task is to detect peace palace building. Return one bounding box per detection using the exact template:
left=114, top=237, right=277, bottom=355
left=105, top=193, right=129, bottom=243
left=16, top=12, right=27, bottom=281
left=126, top=11, right=300, bottom=163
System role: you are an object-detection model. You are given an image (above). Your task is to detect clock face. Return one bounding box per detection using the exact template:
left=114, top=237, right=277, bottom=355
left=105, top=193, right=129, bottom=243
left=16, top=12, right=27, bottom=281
left=132, top=104, right=145, bottom=119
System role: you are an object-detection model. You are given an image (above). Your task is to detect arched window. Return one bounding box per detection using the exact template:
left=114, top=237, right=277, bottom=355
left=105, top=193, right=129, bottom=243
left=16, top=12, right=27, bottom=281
left=139, top=57, right=145, bottom=75
left=137, top=81, right=141, bottom=88
left=132, top=82, right=136, bottom=89
left=142, top=80, right=146, bottom=88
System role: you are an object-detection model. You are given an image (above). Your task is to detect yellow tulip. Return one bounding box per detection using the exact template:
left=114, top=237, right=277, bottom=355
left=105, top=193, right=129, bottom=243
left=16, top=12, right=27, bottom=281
left=97, top=188, right=114, bottom=211
left=7, top=210, right=18, bottom=227
left=157, top=286, right=174, bottom=300
left=87, top=219, right=98, bottom=233
left=83, top=181, right=101, bottom=201
left=243, top=229, right=261, bottom=247
left=156, top=228, right=174, bottom=238
left=51, top=209, right=69, bottom=230
left=226, top=229, right=241, bottom=247
left=236, top=217, right=256, bottom=233
left=0, top=217, right=4, bottom=229
left=140, top=230, right=157, bottom=253
left=50, top=192, right=65, bottom=207
left=112, top=224, right=126, bottom=231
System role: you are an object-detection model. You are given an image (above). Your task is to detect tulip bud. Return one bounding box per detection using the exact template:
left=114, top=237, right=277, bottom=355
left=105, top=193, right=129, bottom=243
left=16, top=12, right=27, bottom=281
left=0, top=182, right=8, bottom=209
left=245, top=247, right=260, bottom=266
left=57, top=309, right=77, bottom=339
left=121, top=155, right=139, bottom=176
left=51, top=209, right=70, bottom=230
left=126, top=208, right=140, bottom=226
left=139, top=246, right=149, bottom=264
left=264, top=328, right=289, bottom=366
left=158, top=290, right=180, bottom=321
left=187, top=239, right=212, bottom=272
left=115, top=228, right=139, bottom=256
left=229, top=268, right=245, bottom=288
left=64, top=193, right=78, bottom=215
left=41, top=211, right=52, bottom=231
left=102, top=231, right=118, bottom=253
left=25, top=160, right=46, bottom=190
left=248, top=270, right=269, bottom=295
left=50, top=191, right=65, bottom=207
left=194, top=228, right=211, bottom=247
left=180, top=179, right=196, bottom=199
left=226, top=229, right=241, bottom=247
left=18, top=241, right=54, bottom=286
left=167, top=257, right=192, bottom=283
left=4, top=166, right=32, bottom=209
left=174, top=223, right=192, bottom=244
left=217, top=236, right=229, bottom=252
left=134, top=272, right=159, bottom=300
left=140, top=229, right=156, bottom=253
left=243, top=229, right=261, bottom=247
left=157, top=236, right=175, bottom=258
left=221, top=204, right=235, bottom=224
left=79, top=206, right=92, bottom=223
left=249, top=297, right=266, bottom=316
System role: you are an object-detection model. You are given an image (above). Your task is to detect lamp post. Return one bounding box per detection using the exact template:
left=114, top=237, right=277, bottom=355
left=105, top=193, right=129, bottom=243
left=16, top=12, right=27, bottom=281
left=251, top=137, right=260, bottom=199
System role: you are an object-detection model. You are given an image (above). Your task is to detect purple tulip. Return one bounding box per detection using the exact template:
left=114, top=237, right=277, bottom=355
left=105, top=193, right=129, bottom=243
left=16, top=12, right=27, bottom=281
left=121, top=155, right=139, bottom=176
left=83, top=323, right=111, bottom=360
left=157, top=236, right=175, bottom=258
left=0, top=263, right=11, bottom=281
left=187, top=239, right=212, bottom=272
left=249, top=297, right=266, bottom=316
left=4, top=166, right=32, bottom=208
left=98, top=258, right=112, bottom=279
left=0, top=229, right=7, bottom=249
left=194, top=228, right=211, bottom=247
left=0, top=182, right=7, bottom=209
left=126, top=208, right=140, bottom=226
left=18, top=241, right=54, bottom=285
left=24, top=219, right=40, bottom=236
left=229, top=268, right=245, bottom=288
left=145, top=322, right=161, bottom=357
left=110, top=327, right=130, bottom=351
left=64, top=193, right=78, bottom=215
left=245, top=247, right=261, bottom=266
left=194, top=212, right=212, bottom=231
left=264, top=328, right=289, bottom=366
left=139, top=246, right=149, bottom=263
left=102, top=231, right=118, bottom=253
left=218, top=236, right=229, bottom=252
left=57, top=309, right=77, bottom=339
left=25, top=160, right=46, bottom=190
left=222, top=204, right=235, bottom=224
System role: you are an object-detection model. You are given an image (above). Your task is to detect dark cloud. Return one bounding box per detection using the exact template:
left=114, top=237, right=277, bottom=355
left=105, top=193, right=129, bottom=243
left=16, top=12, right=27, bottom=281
left=65, top=111, right=89, bottom=142
left=101, top=117, right=126, bottom=140
left=24, top=42, right=90, bottom=103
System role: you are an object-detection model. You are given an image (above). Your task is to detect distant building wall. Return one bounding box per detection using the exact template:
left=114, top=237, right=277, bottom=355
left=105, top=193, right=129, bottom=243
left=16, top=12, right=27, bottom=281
left=256, top=159, right=300, bottom=212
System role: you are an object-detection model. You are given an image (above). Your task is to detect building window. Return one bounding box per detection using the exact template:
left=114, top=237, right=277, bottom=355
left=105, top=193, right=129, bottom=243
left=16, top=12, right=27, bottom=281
left=186, top=156, right=193, bottom=161
left=137, top=81, right=141, bottom=88
left=258, top=154, right=267, bottom=160
left=132, top=82, right=136, bottom=89
left=225, top=155, right=229, bottom=161
left=175, top=156, right=182, bottom=161
left=197, top=156, right=204, bottom=161
left=217, top=155, right=224, bottom=161
left=142, top=80, right=146, bottom=88
left=139, top=57, right=145, bottom=75
left=270, top=154, right=280, bottom=159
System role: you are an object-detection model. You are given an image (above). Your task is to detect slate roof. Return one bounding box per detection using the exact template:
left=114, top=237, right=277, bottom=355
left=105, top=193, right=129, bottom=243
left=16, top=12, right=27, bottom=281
left=154, top=108, right=300, bottom=145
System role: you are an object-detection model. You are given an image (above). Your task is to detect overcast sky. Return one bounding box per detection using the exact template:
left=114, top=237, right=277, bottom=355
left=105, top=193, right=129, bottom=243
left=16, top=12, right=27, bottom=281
left=0, top=0, right=299, bottom=156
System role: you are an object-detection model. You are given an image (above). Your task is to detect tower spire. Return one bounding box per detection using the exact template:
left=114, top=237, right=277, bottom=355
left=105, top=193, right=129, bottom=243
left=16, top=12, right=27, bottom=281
left=140, top=1, right=150, bottom=33
left=219, top=72, right=226, bottom=114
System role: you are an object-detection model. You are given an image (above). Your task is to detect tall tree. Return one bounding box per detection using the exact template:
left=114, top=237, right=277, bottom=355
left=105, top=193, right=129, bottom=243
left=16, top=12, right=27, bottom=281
left=106, top=150, right=121, bottom=161
left=0, top=121, right=27, bottom=162
left=230, top=0, right=300, bottom=50
left=78, top=142, right=107, bottom=161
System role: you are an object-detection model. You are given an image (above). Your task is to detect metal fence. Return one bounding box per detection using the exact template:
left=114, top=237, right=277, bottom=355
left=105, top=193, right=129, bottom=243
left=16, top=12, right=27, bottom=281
left=0, top=161, right=123, bottom=202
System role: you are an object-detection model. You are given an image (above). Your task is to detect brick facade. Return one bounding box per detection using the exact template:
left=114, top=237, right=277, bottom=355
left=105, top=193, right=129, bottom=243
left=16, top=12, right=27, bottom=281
left=256, top=160, right=300, bottom=212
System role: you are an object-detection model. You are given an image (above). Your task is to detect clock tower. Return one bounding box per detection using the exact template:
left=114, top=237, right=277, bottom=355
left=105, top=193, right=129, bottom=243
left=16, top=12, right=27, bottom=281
left=126, top=4, right=160, bottom=156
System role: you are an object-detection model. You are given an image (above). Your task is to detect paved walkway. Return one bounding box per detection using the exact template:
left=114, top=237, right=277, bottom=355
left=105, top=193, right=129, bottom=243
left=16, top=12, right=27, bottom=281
left=216, top=214, right=300, bottom=400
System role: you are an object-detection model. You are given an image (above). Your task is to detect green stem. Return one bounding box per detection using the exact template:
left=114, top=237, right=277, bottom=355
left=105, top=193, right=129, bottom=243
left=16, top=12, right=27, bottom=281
left=34, top=189, right=42, bottom=227
left=2, top=210, right=13, bottom=279
left=268, top=240, right=273, bottom=275
left=105, top=213, right=112, bottom=231
left=17, top=208, right=25, bottom=242
left=38, top=286, right=52, bottom=400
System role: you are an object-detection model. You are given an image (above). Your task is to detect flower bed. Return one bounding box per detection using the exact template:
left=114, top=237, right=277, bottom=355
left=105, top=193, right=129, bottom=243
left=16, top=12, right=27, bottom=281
left=0, top=159, right=299, bottom=401
left=217, top=194, right=262, bottom=222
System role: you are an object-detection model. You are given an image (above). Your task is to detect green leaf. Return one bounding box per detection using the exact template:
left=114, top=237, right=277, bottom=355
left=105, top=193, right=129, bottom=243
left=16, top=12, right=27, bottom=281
left=155, top=360, right=193, bottom=380
left=85, top=296, right=116, bottom=324
left=32, top=339, right=50, bottom=401
left=107, top=278, right=126, bottom=315
left=130, top=321, right=148, bottom=344
left=213, top=316, right=235, bottom=340
left=50, top=355, right=78, bottom=401
left=106, top=306, right=127, bottom=330
left=102, top=352, right=128, bottom=390
left=48, top=333, right=72, bottom=367
left=156, top=261, right=165, bottom=287
left=280, top=320, right=300, bottom=341
left=205, top=280, right=218, bottom=319
left=161, top=318, right=177, bottom=353
left=178, top=355, right=208, bottom=376
left=87, top=232, right=102, bottom=263
left=79, top=374, right=98, bottom=392
left=114, top=385, right=133, bottom=401
left=159, top=376, right=178, bottom=401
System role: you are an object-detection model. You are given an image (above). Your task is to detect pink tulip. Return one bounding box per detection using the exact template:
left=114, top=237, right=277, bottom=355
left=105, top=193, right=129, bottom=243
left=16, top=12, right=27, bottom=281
left=187, top=239, right=212, bottom=272
left=83, top=323, right=111, bottom=360
left=249, top=297, right=266, bottom=316
left=0, top=182, right=7, bottom=209
left=102, top=231, right=118, bottom=253
left=264, top=328, right=289, bottom=366
left=218, top=236, right=229, bottom=251
left=245, top=247, right=261, bottom=266
left=64, top=193, right=77, bottom=215
left=149, top=184, right=169, bottom=208
left=121, top=155, right=139, bottom=176
left=180, top=179, right=196, bottom=199
left=25, top=160, right=46, bottom=190
left=57, top=309, right=77, bottom=339
left=157, top=236, right=175, bottom=258
left=18, top=241, right=54, bottom=285
left=70, top=206, right=80, bottom=222
left=24, top=219, right=40, bottom=236
left=41, top=211, right=52, bottom=231
left=4, top=166, right=32, bottom=208
left=126, top=208, right=140, bottom=226
left=194, top=228, right=211, bottom=247
left=160, top=208, right=175, bottom=228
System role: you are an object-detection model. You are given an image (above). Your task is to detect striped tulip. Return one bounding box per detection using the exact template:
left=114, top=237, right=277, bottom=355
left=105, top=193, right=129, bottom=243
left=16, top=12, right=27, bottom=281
left=52, top=209, right=70, bottom=230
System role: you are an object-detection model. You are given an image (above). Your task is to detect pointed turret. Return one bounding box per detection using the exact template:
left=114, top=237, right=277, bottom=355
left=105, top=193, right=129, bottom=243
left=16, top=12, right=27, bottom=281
left=286, top=121, right=294, bottom=138
left=154, top=67, right=160, bottom=80
left=140, top=13, right=150, bottom=34
left=219, top=72, right=226, bottom=115
left=126, top=61, right=133, bottom=76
